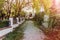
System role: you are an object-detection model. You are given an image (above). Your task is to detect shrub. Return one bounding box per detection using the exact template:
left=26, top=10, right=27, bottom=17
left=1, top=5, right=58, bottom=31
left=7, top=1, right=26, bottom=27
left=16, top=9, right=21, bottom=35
left=33, top=12, right=44, bottom=25
left=0, top=20, right=9, bottom=28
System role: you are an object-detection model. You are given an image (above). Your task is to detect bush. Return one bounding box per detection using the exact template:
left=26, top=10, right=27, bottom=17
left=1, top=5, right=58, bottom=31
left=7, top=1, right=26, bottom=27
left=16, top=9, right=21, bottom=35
left=0, top=20, right=9, bottom=28
left=33, top=12, right=44, bottom=25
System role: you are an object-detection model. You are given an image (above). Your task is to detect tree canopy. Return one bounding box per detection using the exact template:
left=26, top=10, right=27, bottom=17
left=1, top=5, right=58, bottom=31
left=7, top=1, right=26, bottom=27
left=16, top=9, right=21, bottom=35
left=32, top=0, right=41, bottom=14
left=0, top=0, right=5, bottom=9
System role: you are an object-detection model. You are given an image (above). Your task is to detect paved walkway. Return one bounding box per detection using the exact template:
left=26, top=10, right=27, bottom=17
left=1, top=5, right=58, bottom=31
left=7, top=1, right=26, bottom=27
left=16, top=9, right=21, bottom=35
left=23, top=21, right=45, bottom=40
left=3, top=20, right=46, bottom=40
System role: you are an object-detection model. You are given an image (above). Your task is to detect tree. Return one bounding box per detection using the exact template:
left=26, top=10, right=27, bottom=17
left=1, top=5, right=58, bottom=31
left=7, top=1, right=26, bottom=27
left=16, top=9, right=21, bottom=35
left=0, top=0, right=5, bottom=9
left=3, top=0, right=12, bottom=19
left=32, top=0, right=41, bottom=14
left=0, top=0, right=5, bottom=20
left=41, top=0, right=52, bottom=15
left=12, top=0, right=26, bottom=17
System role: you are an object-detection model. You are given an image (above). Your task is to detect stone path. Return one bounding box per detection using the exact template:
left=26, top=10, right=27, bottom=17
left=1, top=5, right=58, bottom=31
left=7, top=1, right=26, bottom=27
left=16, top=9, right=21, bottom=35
left=23, top=21, right=45, bottom=40
left=3, top=20, right=46, bottom=40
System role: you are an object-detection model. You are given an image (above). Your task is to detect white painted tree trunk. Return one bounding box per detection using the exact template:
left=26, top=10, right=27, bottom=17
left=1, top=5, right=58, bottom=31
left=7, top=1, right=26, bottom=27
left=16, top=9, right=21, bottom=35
left=42, top=15, right=49, bottom=28
left=20, top=17, right=22, bottom=21
left=44, top=15, right=49, bottom=22
left=9, top=18, right=13, bottom=26
left=16, top=17, right=19, bottom=24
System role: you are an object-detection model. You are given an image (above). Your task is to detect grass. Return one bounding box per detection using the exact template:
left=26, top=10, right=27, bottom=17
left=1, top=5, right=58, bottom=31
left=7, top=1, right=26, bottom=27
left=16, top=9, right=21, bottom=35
left=3, top=21, right=26, bottom=40
left=33, top=21, right=47, bottom=33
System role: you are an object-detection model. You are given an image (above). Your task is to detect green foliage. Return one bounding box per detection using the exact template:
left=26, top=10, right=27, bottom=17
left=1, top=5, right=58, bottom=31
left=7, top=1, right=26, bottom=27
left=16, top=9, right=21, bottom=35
left=0, top=0, right=5, bottom=9
left=32, top=0, right=40, bottom=14
left=34, top=12, right=44, bottom=25
left=3, top=23, right=25, bottom=40
left=0, top=20, right=9, bottom=28
left=20, top=11, right=25, bottom=16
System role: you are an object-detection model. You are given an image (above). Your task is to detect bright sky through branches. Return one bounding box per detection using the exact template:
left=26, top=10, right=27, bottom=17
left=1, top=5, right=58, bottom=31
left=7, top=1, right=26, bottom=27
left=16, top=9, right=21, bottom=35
left=4, top=0, right=60, bottom=14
